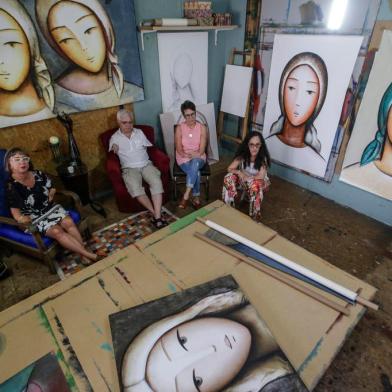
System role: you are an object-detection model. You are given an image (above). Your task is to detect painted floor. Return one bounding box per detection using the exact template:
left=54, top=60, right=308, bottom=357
left=0, top=159, right=391, bottom=391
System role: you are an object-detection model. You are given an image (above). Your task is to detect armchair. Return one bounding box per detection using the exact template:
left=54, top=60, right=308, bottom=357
left=99, top=125, right=170, bottom=213
left=0, top=149, right=89, bottom=273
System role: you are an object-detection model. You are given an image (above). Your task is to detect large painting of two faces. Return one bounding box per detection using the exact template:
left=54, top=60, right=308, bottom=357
left=0, top=0, right=144, bottom=129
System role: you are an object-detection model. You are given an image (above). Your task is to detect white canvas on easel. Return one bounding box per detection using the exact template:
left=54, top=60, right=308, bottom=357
left=220, top=64, right=253, bottom=117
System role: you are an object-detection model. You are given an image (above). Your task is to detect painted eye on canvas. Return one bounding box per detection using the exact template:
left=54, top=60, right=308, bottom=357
left=193, top=369, right=203, bottom=391
left=176, top=328, right=188, bottom=351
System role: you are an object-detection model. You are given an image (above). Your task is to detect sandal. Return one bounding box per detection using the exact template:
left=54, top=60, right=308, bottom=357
left=178, top=197, right=188, bottom=209
left=191, top=197, right=201, bottom=210
left=152, top=218, right=167, bottom=229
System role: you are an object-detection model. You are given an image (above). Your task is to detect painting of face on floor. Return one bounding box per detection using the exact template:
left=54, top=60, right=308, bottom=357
left=0, top=352, right=71, bottom=392
left=109, top=275, right=307, bottom=392
left=340, top=30, right=392, bottom=201
left=262, top=34, right=362, bottom=178
left=0, top=0, right=143, bottom=129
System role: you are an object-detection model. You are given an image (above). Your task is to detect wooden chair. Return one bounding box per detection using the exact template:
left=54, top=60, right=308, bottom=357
left=0, top=149, right=90, bottom=273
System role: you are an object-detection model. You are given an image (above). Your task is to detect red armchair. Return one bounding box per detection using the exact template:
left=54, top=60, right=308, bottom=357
left=100, top=125, right=170, bottom=213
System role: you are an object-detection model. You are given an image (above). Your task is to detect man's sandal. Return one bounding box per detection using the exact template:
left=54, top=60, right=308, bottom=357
left=152, top=218, right=168, bottom=229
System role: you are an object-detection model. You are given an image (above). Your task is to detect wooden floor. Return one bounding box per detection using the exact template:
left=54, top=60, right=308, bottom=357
left=0, top=158, right=391, bottom=391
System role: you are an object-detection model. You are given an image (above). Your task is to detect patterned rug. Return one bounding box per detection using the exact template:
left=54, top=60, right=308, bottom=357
left=54, top=208, right=177, bottom=280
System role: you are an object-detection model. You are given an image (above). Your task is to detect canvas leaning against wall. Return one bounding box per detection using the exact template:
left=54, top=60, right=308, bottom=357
left=262, top=34, right=362, bottom=178
left=340, top=30, right=392, bottom=201
left=158, top=32, right=208, bottom=113
left=0, top=0, right=144, bottom=129
left=110, top=275, right=307, bottom=392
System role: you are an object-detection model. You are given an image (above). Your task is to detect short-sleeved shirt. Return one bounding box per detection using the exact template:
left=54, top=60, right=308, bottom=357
left=6, top=170, right=53, bottom=217
left=109, top=128, right=152, bottom=169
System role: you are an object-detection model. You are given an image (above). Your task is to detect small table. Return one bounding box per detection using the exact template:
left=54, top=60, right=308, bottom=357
left=56, top=162, right=106, bottom=217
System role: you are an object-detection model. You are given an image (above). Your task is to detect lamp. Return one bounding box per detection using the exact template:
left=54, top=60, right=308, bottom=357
left=49, top=136, right=62, bottom=162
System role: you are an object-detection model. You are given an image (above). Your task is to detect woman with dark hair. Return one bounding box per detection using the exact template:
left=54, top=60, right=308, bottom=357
left=5, top=148, right=102, bottom=265
left=176, top=100, right=208, bottom=209
left=222, top=132, right=271, bottom=221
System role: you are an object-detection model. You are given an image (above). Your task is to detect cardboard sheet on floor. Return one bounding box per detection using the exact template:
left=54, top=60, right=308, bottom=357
left=0, top=201, right=376, bottom=391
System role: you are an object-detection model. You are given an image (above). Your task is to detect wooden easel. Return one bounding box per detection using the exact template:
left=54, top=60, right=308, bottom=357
left=217, top=48, right=255, bottom=144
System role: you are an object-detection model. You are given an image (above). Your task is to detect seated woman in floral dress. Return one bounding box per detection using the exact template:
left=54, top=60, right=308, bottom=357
left=222, top=132, right=271, bottom=221
left=5, top=148, right=103, bottom=265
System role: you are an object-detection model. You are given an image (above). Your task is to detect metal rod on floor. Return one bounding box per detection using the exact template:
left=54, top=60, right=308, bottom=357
left=196, top=218, right=379, bottom=311
left=194, top=232, right=350, bottom=316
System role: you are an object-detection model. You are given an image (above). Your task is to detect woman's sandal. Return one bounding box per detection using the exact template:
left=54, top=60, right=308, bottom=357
left=191, top=197, right=201, bottom=210
left=178, top=197, right=188, bottom=209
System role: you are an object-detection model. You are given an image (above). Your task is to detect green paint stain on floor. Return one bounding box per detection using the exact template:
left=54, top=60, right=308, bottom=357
left=169, top=208, right=211, bottom=233
left=36, top=308, right=78, bottom=390
left=297, top=337, right=323, bottom=375
left=168, top=283, right=177, bottom=293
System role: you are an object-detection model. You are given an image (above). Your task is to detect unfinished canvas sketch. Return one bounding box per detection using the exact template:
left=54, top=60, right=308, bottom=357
left=0, top=0, right=144, bottom=129
left=0, top=352, right=72, bottom=391
left=263, top=34, right=362, bottom=178
left=158, top=32, right=208, bottom=113
left=340, top=30, right=392, bottom=200
left=110, top=275, right=307, bottom=392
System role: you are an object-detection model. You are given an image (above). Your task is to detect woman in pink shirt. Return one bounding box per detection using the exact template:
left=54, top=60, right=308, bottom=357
left=175, top=101, right=208, bottom=209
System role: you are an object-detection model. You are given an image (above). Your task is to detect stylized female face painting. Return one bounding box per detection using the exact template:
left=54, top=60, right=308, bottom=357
left=387, top=108, right=392, bottom=144
left=146, top=317, right=251, bottom=392
left=283, top=64, right=320, bottom=127
left=0, top=9, right=30, bottom=91
left=48, top=1, right=106, bottom=73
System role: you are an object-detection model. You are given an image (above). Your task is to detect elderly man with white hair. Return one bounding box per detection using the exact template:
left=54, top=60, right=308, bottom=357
left=109, top=109, right=167, bottom=228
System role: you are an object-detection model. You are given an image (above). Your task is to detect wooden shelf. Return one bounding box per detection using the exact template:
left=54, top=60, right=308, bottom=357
left=138, top=25, right=238, bottom=49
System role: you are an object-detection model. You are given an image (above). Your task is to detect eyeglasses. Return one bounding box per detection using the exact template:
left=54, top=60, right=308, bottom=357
left=11, top=156, right=30, bottom=163
left=120, top=121, right=133, bottom=125
left=249, top=143, right=261, bottom=148
left=184, top=112, right=196, bottom=118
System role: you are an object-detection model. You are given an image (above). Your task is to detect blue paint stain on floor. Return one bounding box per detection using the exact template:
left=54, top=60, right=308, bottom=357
left=100, top=343, right=113, bottom=353
left=168, top=283, right=177, bottom=293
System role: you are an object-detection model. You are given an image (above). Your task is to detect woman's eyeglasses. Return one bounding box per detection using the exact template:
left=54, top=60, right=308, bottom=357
left=184, top=112, right=196, bottom=118
left=248, top=143, right=261, bottom=148
left=11, top=156, right=30, bottom=163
